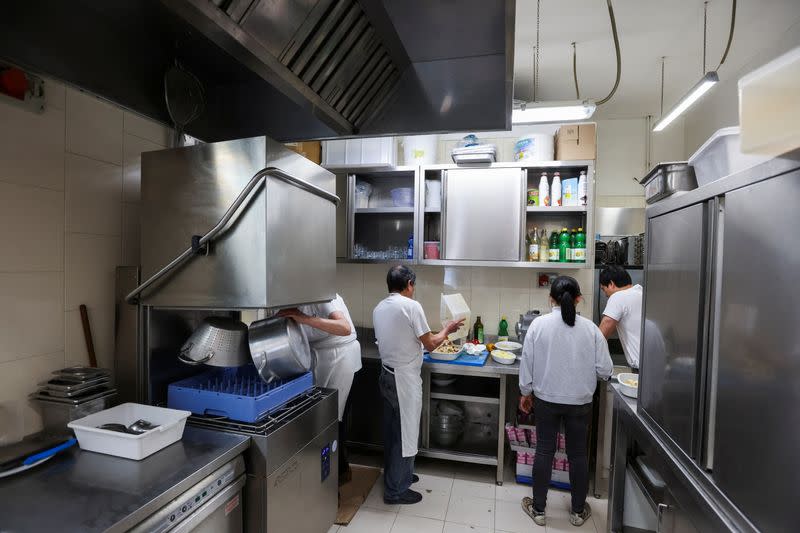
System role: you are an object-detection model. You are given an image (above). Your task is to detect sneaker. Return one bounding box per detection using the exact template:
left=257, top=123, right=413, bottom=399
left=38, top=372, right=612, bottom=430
left=521, top=497, right=546, bottom=526
left=384, top=489, right=423, bottom=505
left=569, top=502, right=592, bottom=526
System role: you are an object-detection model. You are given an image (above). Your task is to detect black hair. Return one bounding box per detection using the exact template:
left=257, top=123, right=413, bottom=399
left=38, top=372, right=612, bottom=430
left=550, top=276, right=581, bottom=327
left=386, top=265, right=416, bottom=293
left=599, top=265, right=632, bottom=288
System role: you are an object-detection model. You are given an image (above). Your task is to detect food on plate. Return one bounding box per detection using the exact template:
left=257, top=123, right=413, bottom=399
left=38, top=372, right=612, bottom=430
left=491, top=350, right=515, bottom=360
left=621, top=377, right=639, bottom=387
left=486, top=342, right=496, bottom=352
left=433, top=339, right=461, bottom=354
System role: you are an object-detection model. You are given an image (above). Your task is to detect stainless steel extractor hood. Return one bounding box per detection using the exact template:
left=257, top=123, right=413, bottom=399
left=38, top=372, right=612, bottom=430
left=0, top=0, right=514, bottom=141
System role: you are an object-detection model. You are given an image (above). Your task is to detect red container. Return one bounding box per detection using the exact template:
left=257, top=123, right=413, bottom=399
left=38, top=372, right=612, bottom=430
left=423, top=241, right=440, bottom=259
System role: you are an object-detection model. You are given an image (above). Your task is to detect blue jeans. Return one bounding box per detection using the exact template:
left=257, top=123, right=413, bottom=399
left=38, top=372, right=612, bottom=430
left=380, top=368, right=415, bottom=499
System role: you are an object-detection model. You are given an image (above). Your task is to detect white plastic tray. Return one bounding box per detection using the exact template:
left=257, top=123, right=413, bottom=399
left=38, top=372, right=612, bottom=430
left=68, top=403, right=190, bottom=461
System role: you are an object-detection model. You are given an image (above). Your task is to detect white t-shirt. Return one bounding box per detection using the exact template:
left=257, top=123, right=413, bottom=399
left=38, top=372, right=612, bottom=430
left=372, top=293, right=431, bottom=368
left=298, top=294, right=357, bottom=349
left=603, top=284, right=643, bottom=369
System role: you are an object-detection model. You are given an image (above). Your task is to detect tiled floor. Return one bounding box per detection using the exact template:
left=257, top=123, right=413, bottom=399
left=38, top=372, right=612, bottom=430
left=332, top=455, right=608, bottom=533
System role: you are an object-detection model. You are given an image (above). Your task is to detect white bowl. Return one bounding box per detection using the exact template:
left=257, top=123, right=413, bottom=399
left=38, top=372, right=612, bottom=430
left=617, top=373, right=639, bottom=398
left=429, top=348, right=462, bottom=361
left=491, top=350, right=517, bottom=365
left=495, top=341, right=522, bottom=352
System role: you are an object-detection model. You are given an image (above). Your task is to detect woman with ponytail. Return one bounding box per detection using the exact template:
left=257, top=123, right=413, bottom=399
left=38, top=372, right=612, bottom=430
left=518, top=276, right=613, bottom=528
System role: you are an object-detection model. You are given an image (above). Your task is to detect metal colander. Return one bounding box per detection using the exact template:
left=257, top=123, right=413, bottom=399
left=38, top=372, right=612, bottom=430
left=179, top=317, right=250, bottom=367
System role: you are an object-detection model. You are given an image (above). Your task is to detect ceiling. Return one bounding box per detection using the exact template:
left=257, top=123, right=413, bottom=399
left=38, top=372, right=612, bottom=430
left=513, top=0, right=800, bottom=120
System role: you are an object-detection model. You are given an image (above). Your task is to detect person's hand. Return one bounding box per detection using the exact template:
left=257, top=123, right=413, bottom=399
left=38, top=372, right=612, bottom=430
left=518, top=395, right=533, bottom=414
left=444, top=318, right=466, bottom=335
left=276, top=307, right=308, bottom=324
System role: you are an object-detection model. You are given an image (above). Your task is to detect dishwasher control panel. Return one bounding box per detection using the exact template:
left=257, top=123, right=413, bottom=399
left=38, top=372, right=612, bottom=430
left=321, top=442, right=331, bottom=482
left=132, top=459, right=240, bottom=533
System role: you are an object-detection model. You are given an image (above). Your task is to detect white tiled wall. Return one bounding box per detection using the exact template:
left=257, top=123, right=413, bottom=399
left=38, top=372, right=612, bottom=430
left=337, top=263, right=594, bottom=336
left=0, top=77, right=170, bottom=443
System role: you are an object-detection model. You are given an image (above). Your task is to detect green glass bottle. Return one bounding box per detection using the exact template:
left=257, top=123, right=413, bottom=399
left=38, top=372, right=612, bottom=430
left=574, top=227, right=587, bottom=263
left=558, top=227, right=570, bottom=262
left=569, top=228, right=577, bottom=262
left=473, top=316, right=484, bottom=344
left=548, top=231, right=559, bottom=262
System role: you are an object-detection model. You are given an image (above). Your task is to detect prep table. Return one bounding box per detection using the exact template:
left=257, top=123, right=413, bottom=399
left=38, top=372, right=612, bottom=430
left=0, top=426, right=249, bottom=532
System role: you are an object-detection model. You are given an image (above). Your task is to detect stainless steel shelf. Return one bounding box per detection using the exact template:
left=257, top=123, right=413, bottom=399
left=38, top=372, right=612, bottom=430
left=417, top=448, right=498, bottom=466
left=526, top=206, right=587, bottom=213
left=354, top=207, right=414, bottom=214
left=424, top=208, right=441, bottom=213
left=418, top=259, right=588, bottom=268
left=430, top=392, right=499, bottom=405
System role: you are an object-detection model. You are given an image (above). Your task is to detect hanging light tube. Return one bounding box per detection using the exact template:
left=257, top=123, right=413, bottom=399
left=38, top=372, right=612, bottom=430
left=652, top=71, right=719, bottom=132
left=512, top=99, right=597, bottom=124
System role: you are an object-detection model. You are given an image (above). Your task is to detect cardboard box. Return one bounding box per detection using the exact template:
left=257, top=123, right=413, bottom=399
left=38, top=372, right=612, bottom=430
left=555, top=123, right=596, bottom=161
left=284, top=141, right=322, bottom=164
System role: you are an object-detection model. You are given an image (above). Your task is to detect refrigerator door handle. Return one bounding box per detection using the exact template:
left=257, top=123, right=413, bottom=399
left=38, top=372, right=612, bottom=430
left=703, top=197, right=725, bottom=470
left=656, top=503, right=671, bottom=533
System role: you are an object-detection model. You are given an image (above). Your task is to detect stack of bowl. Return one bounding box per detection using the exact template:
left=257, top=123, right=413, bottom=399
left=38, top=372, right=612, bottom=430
left=430, top=401, right=464, bottom=446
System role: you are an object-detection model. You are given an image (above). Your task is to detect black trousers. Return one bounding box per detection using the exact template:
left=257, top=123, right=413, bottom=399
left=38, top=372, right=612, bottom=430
left=532, top=397, right=592, bottom=514
left=379, top=368, right=415, bottom=499
left=339, top=371, right=356, bottom=477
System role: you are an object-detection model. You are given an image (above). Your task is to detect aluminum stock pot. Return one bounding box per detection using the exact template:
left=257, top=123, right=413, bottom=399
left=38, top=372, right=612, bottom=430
left=248, top=317, right=312, bottom=381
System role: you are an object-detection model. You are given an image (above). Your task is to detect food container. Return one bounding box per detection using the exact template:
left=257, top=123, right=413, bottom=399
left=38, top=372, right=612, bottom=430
left=688, top=127, right=770, bottom=187
left=425, top=180, right=441, bottom=208
left=36, top=393, right=116, bottom=434
left=639, top=162, right=697, bottom=204
left=617, top=372, right=639, bottom=398
left=68, top=403, right=190, bottom=460
left=402, top=135, right=438, bottom=165
left=390, top=187, right=414, bottom=207
left=514, top=134, right=554, bottom=162
left=491, top=350, right=516, bottom=365
left=562, top=178, right=578, bottom=206
left=440, top=293, right=471, bottom=341
left=527, top=188, right=539, bottom=206
left=424, top=241, right=440, bottom=259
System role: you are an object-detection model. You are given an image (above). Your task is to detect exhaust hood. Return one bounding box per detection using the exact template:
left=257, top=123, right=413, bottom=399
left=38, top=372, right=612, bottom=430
left=0, top=0, right=515, bottom=141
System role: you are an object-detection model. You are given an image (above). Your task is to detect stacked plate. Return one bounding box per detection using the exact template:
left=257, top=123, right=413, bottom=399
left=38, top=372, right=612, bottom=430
left=31, top=367, right=117, bottom=433
left=33, top=367, right=116, bottom=404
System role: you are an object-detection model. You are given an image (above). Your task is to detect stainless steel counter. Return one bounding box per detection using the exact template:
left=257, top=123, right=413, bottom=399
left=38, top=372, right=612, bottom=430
left=0, top=426, right=250, bottom=532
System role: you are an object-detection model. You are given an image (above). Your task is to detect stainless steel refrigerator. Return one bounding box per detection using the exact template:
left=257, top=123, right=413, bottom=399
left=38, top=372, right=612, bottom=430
left=639, top=150, right=800, bottom=532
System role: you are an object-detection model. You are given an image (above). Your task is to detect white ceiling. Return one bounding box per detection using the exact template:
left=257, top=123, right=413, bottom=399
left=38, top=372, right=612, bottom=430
left=513, top=0, right=800, bottom=119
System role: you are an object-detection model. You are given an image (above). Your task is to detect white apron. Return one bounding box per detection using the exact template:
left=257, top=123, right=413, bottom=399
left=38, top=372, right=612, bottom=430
left=311, top=339, right=361, bottom=421
left=385, top=355, right=423, bottom=457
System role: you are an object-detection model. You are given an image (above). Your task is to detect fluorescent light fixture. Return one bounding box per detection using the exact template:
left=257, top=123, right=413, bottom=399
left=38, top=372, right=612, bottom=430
left=653, top=71, right=719, bottom=132
left=512, top=99, right=596, bottom=124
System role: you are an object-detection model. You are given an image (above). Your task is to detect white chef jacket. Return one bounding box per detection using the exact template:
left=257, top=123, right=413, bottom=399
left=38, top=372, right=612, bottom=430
left=372, top=293, right=431, bottom=368
left=603, top=284, right=643, bottom=369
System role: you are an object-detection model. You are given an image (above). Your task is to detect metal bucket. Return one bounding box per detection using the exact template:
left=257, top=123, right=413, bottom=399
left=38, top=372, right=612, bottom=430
left=248, top=317, right=311, bottom=382
left=178, top=317, right=250, bottom=367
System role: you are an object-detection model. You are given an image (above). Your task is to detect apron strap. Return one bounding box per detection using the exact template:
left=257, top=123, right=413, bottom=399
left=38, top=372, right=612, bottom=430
left=381, top=364, right=395, bottom=375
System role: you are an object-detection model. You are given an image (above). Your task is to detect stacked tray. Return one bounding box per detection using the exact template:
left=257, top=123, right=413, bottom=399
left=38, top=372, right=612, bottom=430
left=32, top=366, right=116, bottom=405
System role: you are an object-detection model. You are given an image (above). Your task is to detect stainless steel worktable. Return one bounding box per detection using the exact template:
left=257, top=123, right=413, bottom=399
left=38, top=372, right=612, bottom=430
left=361, top=341, right=521, bottom=376
left=0, top=426, right=250, bottom=533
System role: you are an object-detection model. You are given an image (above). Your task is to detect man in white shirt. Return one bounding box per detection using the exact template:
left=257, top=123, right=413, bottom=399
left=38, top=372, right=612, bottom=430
left=598, top=266, right=643, bottom=370
left=373, top=266, right=463, bottom=505
left=277, top=294, right=361, bottom=483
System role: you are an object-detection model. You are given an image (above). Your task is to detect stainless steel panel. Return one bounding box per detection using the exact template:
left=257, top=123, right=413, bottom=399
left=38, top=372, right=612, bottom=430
left=114, top=266, right=141, bottom=403
left=140, top=137, right=335, bottom=308
left=239, top=0, right=320, bottom=59
left=443, top=168, right=523, bottom=261
left=712, top=170, right=800, bottom=533
left=595, top=207, right=646, bottom=237
left=265, top=420, right=338, bottom=533
left=640, top=203, right=706, bottom=457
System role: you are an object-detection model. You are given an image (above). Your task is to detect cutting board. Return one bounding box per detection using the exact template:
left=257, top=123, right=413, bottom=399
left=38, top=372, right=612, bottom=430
left=423, top=351, right=489, bottom=366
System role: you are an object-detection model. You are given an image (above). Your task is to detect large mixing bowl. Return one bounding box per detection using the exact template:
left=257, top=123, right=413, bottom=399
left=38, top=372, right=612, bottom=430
left=248, top=317, right=311, bottom=382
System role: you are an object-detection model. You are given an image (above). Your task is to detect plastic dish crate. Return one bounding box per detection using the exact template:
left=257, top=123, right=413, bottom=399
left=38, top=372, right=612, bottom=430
left=167, top=366, right=313, bottom=422
left=67, top=403, right=190, bottom=461
left=688, top=127, right=770, bottom=187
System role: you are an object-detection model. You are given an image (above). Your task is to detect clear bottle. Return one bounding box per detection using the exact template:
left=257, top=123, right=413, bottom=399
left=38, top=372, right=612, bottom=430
left=558, top=227, right=570, bottom=262
left=549, top=231, right=560, bottom=261
left=578, top=170, right=588, bottom=206
left=539, top=172, right=550, bottom=207
left=528, top=227, right=539, bottom=261
left=538, top=228, right=549, bottom=262
left=551, top=172, right=562, bottom=207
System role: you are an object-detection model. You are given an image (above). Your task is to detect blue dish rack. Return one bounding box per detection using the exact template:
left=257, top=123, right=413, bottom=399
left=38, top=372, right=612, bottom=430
left=167, top=365, right=313, bottom=422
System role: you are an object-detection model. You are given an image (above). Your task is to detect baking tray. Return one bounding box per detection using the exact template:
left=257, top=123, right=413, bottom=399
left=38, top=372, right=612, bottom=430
left=38, top=381, right=112, bottom=398
left=39, top=376, right=111, bottom=393
left=51, top=366, right=111, bottom=383
left=31, top=387, right=116, bottom=405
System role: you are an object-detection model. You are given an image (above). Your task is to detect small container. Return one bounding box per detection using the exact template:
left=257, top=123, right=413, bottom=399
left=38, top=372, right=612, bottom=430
left=68, top=403, right=190, bottom=461
left=424, top=241, right=440, bottom=259
left=688, top=127, right=770, bottom=186
left=390, top=187, right=414, bottom=207
left=562, top=178, right=578, bottom=206
left=527, top=188, right=539, bottom=206
left=425, top=180, right=442, bottom=208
